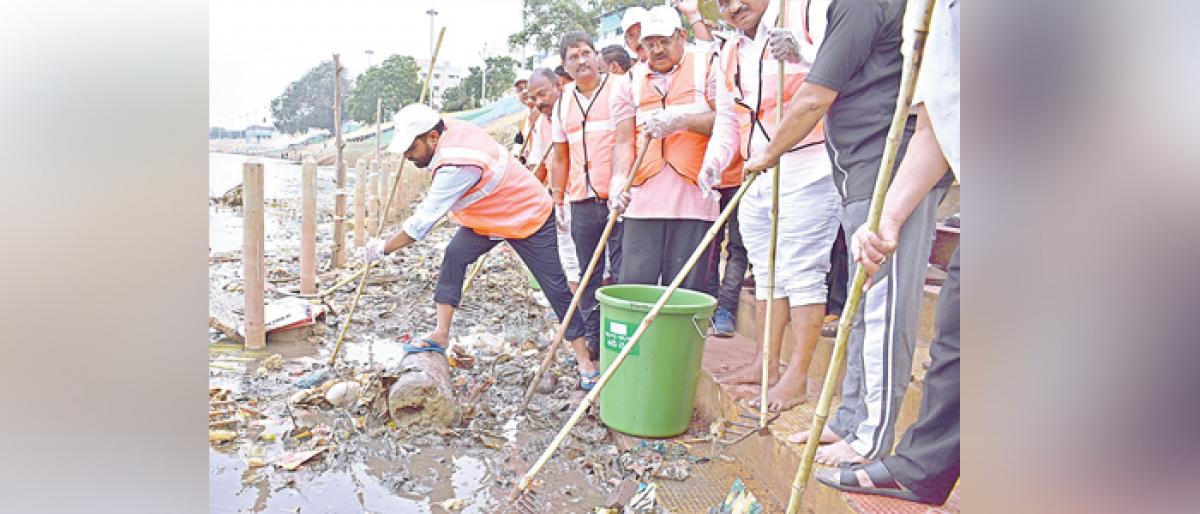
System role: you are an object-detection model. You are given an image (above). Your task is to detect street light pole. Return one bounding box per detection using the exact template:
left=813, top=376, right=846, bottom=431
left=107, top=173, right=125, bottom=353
left=479, top=43, right=488, bottom=108
left=426, top=8, right=439, bottom=107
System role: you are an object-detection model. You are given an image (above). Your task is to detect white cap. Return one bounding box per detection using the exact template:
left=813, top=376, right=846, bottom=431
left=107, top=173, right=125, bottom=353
left=620, top=6, right=649, bottom=32
left=639, top=5, right=682, bottom=40
left=386, top=103, right=440, bottom=154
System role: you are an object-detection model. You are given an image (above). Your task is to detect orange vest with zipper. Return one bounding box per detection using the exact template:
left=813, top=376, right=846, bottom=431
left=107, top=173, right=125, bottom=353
left=430, top=120, right=553, bottom=239
left=558, top=74, right=620, bottom=200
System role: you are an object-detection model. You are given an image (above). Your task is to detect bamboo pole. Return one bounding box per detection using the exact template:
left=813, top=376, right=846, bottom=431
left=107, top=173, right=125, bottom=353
left=366, top=162, right=379, bottom=237
left=354, top=157, right=367, bottom=247
left=300, top=156, right=318, bottom=294
left=517, top=111, right=539, bottom=162
left=242, top=161, right=266, bottom=350
left=375, top=97, right=382, bottom=165
left=785, top=1, right=936, bottom=510
left=461, top=255, right=487, bottom=294
left=512, top=170, right=760, bottom=500
left=332, top=54, right=347, bottom=268
left=515, top=134, right=652, bottom=415
left=328, top=27, right=446, bottom=367
left=761, top=0, right=789, bottom=428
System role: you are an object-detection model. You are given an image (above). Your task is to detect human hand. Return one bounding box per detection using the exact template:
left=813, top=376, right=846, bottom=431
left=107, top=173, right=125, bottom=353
left=608, top=174, right=631, bottom=211
left=643, top=110, right=687, bottom=138
left=697, top=162, right=720, bottom=201
left=363, top=237, right=388, bottom=264
left=743, top=153, right=779, bottom=175
left=673, top=0, right=700, bottom=19
left=850, top=217, right=901, bottom=289
left=767, top=28, right=801, bottom=63
left=555, top=203, right=572, bottom=234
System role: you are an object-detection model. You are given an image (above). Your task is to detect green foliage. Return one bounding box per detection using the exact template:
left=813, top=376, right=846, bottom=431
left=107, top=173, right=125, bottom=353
left=346, top=54, right=423, bottom=123
left=269, top=60, right=350, bottom=134
left=439, top=56, right=520, bottom=112
left=509, top=0, right=649, bottom=56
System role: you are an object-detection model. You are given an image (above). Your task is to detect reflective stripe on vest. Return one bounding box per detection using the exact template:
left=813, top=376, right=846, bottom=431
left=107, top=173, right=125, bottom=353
left=630, top=48, right=711, bottom=186
left=430, top=120, right=553, bottom=239
left=719, top=1, right=827, bottom=163
left=558, top=74, right=616, bottom=200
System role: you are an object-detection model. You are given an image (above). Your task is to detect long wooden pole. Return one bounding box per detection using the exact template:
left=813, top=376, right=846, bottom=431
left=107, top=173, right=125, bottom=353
left=761, top=0, right=789, bottom=428
left=513, top=170, right=760, bottom=500
left=785, top=1, right=936, bottom=510
left=242, top=160, right=266, bottom=350
left=515, top=135, right=652, bottom=414
left=354, top=157, right=367, bottom=247
left=300, top=156, right=318, bottom=294
left=332, top=54, right=347, bottom=268
left=328, top=27, right=446, bottom=367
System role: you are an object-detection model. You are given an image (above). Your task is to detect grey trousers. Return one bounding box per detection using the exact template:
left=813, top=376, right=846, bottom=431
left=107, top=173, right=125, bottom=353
left=828, top=185, right=947, bottom=459
left=620, top=218, right=713, bottom=292
left=570, top=199, right=623, bottom=358
left=704, top=186, right=748, bottom=313
left=883, top=247, right=959, bottom=504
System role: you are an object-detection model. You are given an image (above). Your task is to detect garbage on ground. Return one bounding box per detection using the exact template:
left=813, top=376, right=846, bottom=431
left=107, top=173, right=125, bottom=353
left=709, top=479, right=763, bottom=514
left=324, top=380, right=361, bottom=408
left=276, top=446, right=329, bottom=471
left=625, top=482, right=657, bottom=513
left=436, top=497, right=470, bottom=511
left=262, top=297, right=328, bottom=335
left=617, top=440, right=701, bottom=482
left=209, top=429, right=238, bottom=443
left=295, top=368, right=330, bottom=389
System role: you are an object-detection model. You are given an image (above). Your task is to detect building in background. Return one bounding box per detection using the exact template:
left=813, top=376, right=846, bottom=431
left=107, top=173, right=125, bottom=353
left=416, top=59, right=465, bottom=108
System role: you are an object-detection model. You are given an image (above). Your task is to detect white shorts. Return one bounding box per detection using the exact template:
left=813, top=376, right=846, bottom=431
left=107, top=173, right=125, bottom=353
left=739, top=146, right=842, bottom=306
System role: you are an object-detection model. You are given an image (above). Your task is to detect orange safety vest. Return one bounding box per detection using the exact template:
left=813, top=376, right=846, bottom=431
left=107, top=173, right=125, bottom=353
left=430, top=120, right=553, bottom=239
left=557, top=74, right=621, bottom=200
left=719, top=0, right=826, bottom=169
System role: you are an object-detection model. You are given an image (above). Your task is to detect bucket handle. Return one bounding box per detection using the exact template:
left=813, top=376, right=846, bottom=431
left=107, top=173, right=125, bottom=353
left=692, top=314, right=713, bottom=339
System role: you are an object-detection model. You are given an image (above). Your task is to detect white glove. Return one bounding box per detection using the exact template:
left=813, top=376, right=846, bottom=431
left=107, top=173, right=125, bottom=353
left=767, top=28, right=802, bottom=63
left=696, top=161, right=721, bottom=201
left=608, top=174, right=631, bottom=211
left=643, top=110, right=687, bottom=139
left=363, top=237, right=387, bottom=264
left=673, top=0, right=700, bottom=18
left=555, top=203, right=572, bottom=234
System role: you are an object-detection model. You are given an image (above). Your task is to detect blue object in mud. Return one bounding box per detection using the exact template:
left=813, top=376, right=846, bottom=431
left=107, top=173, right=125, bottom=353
left=296, top=368, right=330, bottom=389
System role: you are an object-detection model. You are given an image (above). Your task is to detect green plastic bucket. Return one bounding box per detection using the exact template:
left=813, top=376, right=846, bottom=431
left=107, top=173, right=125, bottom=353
left=596, top=284, right=716, bottom=437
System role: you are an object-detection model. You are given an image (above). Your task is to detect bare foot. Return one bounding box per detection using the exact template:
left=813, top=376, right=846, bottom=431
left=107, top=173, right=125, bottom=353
left=716, top=361, right=779, bottom=385
left=814, top=440, right=867, bottom=466
left=746, top=372, right=807, bottom=411
left=788, top=424, right=841, bottom=445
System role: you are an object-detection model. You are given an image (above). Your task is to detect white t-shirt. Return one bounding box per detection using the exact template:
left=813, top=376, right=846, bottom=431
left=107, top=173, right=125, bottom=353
left=913, top=0, right=960, bottom=181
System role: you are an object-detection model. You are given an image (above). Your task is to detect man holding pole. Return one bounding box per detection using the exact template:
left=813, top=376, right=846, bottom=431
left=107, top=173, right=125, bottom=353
left=701, top=0, right=841, bottom=414
left=815, top=0, right=958, bottom=502
left=610, top=5, right=726, bottom=291
left=363, top=103, right=598, bottom=384
left=550, top=31, right=635, bottom=367
left=745, top=0, right=954, bottom=465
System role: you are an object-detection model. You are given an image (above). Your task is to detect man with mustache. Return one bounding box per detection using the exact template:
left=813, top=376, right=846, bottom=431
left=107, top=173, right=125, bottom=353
left=742, top=0, right=955, bottom=467
left=609, top=6, right=733, bottom=291
left=527, top=67, right=582, bottom=291
left=549, top=32, right=636, bottom=384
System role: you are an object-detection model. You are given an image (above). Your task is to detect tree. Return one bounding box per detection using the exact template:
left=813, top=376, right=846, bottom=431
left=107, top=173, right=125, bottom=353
left=346, top=54, right=423, bottom=123
left=508, top=0, right=649, bottom=55
left=269, top=60, right=350, bottom=134
left=439, top=56, right=519, bottom=112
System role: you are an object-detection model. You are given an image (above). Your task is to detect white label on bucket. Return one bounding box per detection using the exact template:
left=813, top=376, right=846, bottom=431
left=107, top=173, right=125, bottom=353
left=604, top=319, right=639, bottom=356
left=609, top=321, right=628, bottom=336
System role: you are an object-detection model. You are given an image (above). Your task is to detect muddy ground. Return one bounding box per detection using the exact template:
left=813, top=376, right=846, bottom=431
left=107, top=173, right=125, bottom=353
left=208, top=154, right=712, bottom=513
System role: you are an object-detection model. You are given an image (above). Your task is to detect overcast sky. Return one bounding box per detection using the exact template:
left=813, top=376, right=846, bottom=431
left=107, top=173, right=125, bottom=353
left=209, top=0, right=527, bottom=128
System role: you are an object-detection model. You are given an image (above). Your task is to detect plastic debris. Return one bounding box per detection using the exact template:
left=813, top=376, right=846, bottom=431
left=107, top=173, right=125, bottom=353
left=209, top=430, right=238, bottom=443
left=296, top=368, right=330, bottom=389
left=275, top=446, right=328, bottom=471
left=711, top=479, right=762, bottom=514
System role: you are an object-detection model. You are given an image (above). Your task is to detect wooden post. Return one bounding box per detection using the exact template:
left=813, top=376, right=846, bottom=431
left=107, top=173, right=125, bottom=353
left=375, top=97, right=383, bottom=165
left=366, top=161, right=380, bottom=236
left=242, top=161, right=266, bottom=350
left=354, top=157, right=367, bottom=247
left=388, top=157, right=403, bottom=225
left=377, top=157, right=390, bottom=226
left=332, top=53, right=347, bottom=268
left=300, top=156, right=317, bottom=295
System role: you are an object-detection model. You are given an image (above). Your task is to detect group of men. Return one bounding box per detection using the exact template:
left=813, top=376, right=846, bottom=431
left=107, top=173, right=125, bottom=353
left=364, top=0, right=959, bottom=505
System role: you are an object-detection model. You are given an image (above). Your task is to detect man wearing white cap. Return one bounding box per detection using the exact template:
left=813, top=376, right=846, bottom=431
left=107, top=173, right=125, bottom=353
left=364, top=104, right=600, bottom=390
left=608, top=5, right=730, bottom=291
left=620, top=6, right=649, bottom=65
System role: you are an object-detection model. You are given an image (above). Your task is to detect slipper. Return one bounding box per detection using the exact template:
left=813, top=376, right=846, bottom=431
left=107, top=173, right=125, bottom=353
left=403, top=338, right=446, bottom=355
left=815, top=461, right=924, bottom=502
left=579, top=370, right=600, bottom=391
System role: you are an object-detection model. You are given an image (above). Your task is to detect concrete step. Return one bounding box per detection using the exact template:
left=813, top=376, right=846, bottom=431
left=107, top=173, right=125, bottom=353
left=684, top=330, right=957, bottom=513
